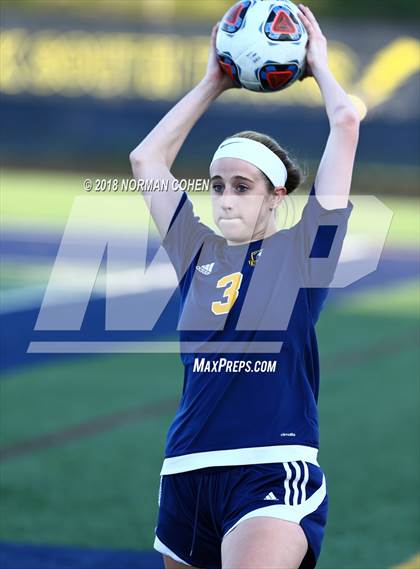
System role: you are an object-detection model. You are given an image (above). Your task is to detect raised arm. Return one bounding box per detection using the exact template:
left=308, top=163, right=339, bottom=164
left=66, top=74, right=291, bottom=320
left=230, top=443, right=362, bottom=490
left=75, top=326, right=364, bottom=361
left=129, top=23, right=238, bottom=240
left=298, top=4, right=360, bottom=210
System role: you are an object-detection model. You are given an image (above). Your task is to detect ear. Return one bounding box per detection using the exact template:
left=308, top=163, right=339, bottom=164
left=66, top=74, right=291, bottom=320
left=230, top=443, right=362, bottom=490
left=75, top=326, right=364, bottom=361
left=269, top=186, right=287, bottom=210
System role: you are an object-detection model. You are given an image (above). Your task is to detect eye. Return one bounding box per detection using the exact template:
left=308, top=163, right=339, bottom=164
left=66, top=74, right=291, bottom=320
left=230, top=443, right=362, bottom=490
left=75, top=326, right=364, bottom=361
left=212, top=184, right=224, bottom=193
left=236, top=184, right=249, bottom=193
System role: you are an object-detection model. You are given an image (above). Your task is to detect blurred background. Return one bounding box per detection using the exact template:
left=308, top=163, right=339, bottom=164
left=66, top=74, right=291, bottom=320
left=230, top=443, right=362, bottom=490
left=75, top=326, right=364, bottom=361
left=0, top=1, right=419, bottom=568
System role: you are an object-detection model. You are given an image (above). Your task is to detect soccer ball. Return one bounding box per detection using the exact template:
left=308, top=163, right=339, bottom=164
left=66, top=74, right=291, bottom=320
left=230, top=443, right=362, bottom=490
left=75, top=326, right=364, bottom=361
left=216, top=0, right=308, bottom=92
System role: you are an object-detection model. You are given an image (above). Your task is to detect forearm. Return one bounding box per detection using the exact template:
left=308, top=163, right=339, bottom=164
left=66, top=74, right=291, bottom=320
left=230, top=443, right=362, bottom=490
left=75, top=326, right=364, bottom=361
left=312, top=66, right=360, bottom=207
left=130, top=79, right=223, bottom=169
left=313, top=66, right=359, bottom=127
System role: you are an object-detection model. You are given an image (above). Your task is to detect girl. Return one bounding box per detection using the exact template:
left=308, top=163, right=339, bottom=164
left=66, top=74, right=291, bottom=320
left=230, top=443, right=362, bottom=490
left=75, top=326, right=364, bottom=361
left=130, top=5, right=359, bottom=569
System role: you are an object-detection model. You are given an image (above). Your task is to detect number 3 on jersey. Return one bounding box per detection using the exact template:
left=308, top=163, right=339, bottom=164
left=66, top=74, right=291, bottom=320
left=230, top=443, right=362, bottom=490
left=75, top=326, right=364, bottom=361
left=211, top=272, right=243, bottom=315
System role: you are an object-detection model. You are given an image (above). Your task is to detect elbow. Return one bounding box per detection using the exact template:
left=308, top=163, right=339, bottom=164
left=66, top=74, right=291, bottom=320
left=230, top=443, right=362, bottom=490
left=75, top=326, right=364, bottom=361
left=331, top=107, right=361, bottom=130
left=129, top=149, right=143, bottom=167
left=129, top=143, right=153, bottom=166
left=129, top=147, right=166, bottom=168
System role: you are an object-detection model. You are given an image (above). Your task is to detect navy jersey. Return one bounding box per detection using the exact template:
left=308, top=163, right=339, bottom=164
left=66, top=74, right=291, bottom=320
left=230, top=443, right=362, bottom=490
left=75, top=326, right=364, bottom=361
left=159, top=185, right=352, bottom=475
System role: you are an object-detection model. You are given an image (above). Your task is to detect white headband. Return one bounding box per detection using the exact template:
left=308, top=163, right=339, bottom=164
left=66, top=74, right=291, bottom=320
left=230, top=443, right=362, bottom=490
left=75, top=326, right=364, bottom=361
left=210, top=137, right=288, bottom=187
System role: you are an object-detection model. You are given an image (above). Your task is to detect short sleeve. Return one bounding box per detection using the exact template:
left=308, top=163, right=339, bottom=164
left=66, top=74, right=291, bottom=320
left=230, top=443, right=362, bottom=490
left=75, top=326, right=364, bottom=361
left=162, top=192, right=215, bottom=281
left=297, top=183, right=353, bottom=321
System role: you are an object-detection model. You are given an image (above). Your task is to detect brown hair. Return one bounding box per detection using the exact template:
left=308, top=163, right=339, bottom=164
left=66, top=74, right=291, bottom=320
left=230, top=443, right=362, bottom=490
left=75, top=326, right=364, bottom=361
left=228, top=130, right=304, bottom=194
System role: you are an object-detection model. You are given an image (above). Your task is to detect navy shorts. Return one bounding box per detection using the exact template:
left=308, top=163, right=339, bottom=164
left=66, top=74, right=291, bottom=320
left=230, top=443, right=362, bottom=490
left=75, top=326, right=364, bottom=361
left=154, top=461, right=328, bottom=568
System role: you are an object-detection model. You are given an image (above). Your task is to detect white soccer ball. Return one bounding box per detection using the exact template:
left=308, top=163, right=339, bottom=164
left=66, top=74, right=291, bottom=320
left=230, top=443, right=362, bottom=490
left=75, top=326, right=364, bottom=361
left=216, top=0, right=308, bottom=92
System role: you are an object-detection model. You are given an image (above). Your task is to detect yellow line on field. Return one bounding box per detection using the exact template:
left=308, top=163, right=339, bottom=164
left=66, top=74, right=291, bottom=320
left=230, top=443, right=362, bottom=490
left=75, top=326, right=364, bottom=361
left=392, top=553, right=420, bottom=569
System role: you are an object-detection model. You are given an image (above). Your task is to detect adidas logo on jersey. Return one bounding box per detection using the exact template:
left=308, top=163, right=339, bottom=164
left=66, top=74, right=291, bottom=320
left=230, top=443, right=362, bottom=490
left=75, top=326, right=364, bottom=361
left=196, top=262, right=215, bottom=275
left=264, top=491, right=279, bottom=501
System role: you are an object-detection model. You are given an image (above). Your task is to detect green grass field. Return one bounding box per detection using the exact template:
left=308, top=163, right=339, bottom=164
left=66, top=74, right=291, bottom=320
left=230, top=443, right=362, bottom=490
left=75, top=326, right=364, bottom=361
left=1, top=169, right=419, bottom=568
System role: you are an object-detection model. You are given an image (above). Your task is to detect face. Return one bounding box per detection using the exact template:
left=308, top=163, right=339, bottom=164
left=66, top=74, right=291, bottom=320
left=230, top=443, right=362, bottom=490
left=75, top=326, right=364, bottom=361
left=209, top=157, right=285, bottom=245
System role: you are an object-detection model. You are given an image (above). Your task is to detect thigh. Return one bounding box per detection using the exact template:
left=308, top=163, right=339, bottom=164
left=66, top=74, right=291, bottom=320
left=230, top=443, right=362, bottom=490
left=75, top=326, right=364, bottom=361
left=221, top=517, right=307, bottom=569
left=220, top=461, right=328, bottom=569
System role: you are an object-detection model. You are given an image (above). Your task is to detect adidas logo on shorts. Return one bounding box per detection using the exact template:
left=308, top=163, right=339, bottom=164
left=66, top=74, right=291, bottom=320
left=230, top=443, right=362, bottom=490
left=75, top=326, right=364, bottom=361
left=196, top=262, right=215, bottom=275
left=263, top=491, right=279, bottom=501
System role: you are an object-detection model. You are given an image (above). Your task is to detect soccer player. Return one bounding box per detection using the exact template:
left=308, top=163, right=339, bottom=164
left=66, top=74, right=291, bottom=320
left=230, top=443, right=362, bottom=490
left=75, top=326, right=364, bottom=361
left=130, top=4, right=359, bottom=569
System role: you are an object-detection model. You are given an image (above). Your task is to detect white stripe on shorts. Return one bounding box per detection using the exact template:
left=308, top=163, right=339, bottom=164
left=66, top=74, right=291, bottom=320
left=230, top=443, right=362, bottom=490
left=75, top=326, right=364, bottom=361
left=154, top=535, right=192, bottom=566
left=291, top=461, right=301, bottom=506
left=301, top=461, right=309, bottom=503
left=283, top=462, right=292, bottom=506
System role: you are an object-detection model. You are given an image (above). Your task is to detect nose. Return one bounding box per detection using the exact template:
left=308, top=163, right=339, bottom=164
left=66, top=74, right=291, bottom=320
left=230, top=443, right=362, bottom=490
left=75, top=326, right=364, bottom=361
left=220, top=188, right=235, bottom=211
